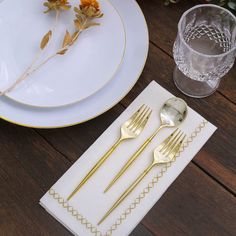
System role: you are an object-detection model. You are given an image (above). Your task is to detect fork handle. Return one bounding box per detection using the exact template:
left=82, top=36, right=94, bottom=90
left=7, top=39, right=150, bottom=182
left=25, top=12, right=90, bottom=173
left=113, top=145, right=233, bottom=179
left=67, top=138, right=123, bottom=201
left=104, top=126, right=165, bottom=193
left=98, top=162, right=155, bottom=225
left=104, top=137, right=153, bottom=193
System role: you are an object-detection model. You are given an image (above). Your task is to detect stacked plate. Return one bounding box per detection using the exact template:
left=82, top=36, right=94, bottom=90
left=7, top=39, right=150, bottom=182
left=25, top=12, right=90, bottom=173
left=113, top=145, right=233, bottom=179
left=0, top=0, right=149, bottom=128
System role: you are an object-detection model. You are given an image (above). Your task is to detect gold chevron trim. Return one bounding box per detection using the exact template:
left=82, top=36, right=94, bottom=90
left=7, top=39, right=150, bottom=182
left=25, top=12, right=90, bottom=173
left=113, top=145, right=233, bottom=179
left=48, top=189, right=103, bottom=236
left=48, top=120, right=208, bottom=236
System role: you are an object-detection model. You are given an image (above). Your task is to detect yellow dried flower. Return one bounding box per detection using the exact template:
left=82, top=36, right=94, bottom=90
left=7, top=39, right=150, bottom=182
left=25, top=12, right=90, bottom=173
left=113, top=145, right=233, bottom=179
left=79, top=0, right=103, bottom=18
left=44, top=0, right=71, bottom=13
left=80, top=0, right=100, bottom=10
left=73, top=0, right=103, bottom=32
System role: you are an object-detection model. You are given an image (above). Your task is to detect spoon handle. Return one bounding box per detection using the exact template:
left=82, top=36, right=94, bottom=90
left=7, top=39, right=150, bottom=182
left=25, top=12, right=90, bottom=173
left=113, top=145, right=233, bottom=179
left=104, top=126, right=163, bottom=193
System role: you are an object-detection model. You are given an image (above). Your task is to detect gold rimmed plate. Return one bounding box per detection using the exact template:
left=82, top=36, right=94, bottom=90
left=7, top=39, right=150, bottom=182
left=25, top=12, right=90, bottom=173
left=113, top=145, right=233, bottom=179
left=0, top=0, right=126, bottom=108
left=0, top=0, right=149, bottom=128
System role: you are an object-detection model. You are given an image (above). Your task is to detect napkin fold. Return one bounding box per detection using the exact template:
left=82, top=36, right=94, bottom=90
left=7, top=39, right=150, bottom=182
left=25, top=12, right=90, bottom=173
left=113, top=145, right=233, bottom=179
left=40, top=81, right=217, bottom=236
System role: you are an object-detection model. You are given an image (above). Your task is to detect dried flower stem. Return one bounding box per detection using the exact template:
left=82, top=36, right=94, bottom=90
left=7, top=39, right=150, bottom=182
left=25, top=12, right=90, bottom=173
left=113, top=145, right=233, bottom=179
left=24, top=18, right=88, bottom=79
left=0, top=10, right=60, bottom=96
left=52, top=10, right=60, bottom=34
left=0, top=50, right=42, bottom=95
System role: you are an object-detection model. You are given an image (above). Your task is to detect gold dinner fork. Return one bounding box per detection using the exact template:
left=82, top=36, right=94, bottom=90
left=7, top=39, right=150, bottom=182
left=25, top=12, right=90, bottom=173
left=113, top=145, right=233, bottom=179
left=98, top=128, right=186, bottom=225
left=67, top=104, right=152, bottom=201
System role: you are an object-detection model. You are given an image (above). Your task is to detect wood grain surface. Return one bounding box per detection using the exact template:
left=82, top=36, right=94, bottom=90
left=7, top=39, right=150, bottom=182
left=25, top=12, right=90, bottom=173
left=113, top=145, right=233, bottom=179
left=1, top=0, right=235, bottom=235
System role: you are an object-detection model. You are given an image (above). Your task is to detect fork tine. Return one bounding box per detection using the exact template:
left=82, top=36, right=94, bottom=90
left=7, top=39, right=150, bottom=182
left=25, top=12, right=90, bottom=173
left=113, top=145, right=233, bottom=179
left=167, top=134, right=186, bottom=160
left=163, top=131, right=184, bottom=156
left=129, top=105, right=150, bottom=130
left=131, top=107, right=152, bottom=132
left=137, top=108, right=152, bottom=131
left=161, top=130, right=182, bottom=154
left=127, top=104, right=145, bottom=128
left=158, top=129, right=180, bottom=152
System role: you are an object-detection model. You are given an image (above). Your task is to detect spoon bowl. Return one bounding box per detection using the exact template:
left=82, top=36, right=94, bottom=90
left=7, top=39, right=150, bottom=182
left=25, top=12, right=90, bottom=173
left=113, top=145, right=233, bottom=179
left=160, top=97, right=187, bottom=127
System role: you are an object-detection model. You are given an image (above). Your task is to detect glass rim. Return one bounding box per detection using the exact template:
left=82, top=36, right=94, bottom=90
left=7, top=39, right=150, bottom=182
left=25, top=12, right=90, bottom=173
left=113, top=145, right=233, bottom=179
left=178, top=4, right=236, bottom=58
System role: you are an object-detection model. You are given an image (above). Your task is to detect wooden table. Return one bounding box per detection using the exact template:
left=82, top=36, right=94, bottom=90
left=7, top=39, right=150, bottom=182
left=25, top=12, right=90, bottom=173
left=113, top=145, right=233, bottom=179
left=1, top=1, right=236, bottom=235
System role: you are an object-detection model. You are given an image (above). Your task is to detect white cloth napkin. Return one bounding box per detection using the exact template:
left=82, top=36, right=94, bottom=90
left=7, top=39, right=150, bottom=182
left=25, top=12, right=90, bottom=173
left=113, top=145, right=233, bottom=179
left=40, top=81, right=217, bottom=236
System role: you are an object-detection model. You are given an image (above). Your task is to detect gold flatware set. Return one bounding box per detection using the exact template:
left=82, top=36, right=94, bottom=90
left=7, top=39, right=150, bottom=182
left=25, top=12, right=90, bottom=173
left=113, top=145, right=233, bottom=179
left=104, top=97, right=187, bottom=193
left=67, top=97, right=188, bottom=225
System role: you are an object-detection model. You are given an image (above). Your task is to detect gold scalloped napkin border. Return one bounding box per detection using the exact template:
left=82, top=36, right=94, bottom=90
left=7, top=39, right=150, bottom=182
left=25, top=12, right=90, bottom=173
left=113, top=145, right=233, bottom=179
left=40, top=81, right=217, bottom=236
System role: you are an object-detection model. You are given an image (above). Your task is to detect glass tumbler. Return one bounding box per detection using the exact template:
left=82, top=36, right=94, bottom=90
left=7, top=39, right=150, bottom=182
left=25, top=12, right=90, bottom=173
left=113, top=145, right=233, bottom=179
left=173, top=4, right=236, bottom=98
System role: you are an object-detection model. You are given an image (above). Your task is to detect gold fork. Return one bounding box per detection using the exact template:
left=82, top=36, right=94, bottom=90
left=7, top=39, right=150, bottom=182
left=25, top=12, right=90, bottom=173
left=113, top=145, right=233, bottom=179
left=98, top=128, right=186, bottom=225
left=67, top=105, right=152, bottom=201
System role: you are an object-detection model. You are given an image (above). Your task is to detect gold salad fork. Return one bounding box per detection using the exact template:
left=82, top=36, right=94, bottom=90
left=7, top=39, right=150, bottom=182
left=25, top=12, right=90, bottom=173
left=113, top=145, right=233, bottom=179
left=98, top=128, right=186, bottom=225
left=67, top=105, right=152, bottom=201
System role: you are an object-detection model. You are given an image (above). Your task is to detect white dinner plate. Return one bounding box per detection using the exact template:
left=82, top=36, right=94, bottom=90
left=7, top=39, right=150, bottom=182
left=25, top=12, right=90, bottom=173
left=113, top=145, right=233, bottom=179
left=0, top=0, right=149, bottom=128
left=0, top=0, right=125, bottom=107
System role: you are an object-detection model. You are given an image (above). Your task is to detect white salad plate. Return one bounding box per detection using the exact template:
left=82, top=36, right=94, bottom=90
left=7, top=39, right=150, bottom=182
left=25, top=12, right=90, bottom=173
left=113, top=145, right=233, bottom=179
left=0, top=0, right=149, bottom=128
left=0, top=0, right=125, bottom=107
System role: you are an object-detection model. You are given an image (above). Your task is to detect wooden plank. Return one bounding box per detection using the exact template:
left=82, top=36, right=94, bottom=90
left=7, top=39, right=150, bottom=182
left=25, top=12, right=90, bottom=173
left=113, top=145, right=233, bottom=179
left=131, top=224, right=154, bottom=236
left=0, top=167, right=71, bottom=236
left=119, top=43, right=236, bottom=193
left=218, top=66, right=236, bottom=104
left=137, top=0, right=197, bottom=55
left=137, top=0, right=236, bottom=103
left=0, top=120, right=72, bottom=235
left=0, top=120, right=70, bottom=189
left=142, top=163, right=236, bottom=236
